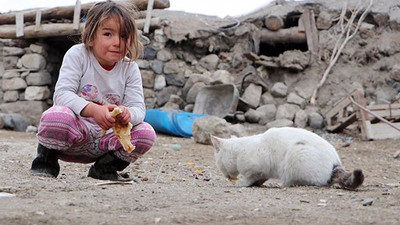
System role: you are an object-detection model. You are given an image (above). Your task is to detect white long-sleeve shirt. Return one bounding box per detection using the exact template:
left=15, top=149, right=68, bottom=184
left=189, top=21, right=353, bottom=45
left=53, top=44, right=145, bottom=126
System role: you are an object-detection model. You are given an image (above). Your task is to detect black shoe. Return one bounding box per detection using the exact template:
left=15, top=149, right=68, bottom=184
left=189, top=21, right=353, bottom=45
left=31, top=144, right=60, bottom=178
left=88, top=152, right=134, bottom=181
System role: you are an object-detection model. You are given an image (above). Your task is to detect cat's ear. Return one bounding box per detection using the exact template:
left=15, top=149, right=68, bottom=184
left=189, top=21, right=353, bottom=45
left=210, top=135, right=221, bottom=153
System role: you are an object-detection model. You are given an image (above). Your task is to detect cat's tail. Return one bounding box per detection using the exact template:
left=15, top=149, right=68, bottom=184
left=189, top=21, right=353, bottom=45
left=331, top=165, right=364, bottom=190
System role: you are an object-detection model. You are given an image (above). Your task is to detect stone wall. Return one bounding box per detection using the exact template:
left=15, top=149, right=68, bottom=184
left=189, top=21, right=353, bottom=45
left=0, top=39, right=61, bottom=131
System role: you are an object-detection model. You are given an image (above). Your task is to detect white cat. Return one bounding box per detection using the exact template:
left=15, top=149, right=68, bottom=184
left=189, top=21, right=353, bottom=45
left=211, top=127, right=364, bottom=189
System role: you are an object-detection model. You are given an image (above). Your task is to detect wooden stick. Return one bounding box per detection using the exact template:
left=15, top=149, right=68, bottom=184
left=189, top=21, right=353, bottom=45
left=143, top=0, right=155, bottom=34
left=35, top=11, right=41, bottom=31
left=155, top=152, right=167, bottom=184
left=15, top=13, right=24, bottom=37
left=73, top=0, right=82, bottom=30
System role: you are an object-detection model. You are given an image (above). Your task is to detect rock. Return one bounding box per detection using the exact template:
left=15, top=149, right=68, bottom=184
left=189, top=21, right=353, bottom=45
left=26, top=125, right=38, bottom=133
left=266, top=119, right=294, bottom=129
left=25, top=86, right=51, bottom=100
left=241, top=83, right=262, bottom=109
left=154, top=75, right=166, bottom=91
left=227, top=123, right=248, bottom=137
left=30, top=44, right=47, bottom=55
left=157, top=49, right=174, bottom=62
left=199, top=54, right=219, bottom=71
left=276, top=103, right=300, bottom=121
left=3, top=47, right=25, bottom=56
left=260, top=92, right=276, bottom=105
left=164, top=60, right=185, bottom=74
left=151, top=60, right=164, bottom=74
left=143, top=46, right=157, bottom=60
left=235, top=113, right=246, bottom=123
left=165, top=74, right=185, bottom=87
left=244, top=108, right=260, bottom=123
left=308, top=112, right=324, bottom=129
left=361, top=199, right=374, bottom=206
left=25, top=71, right=52, bottom=86
left=316, top=11, right=333, bottom=30
left=257, top=104, right=277, bottom=125
left=372, top=13, right=389, bottom=28
left=2, top=113, right=30, bottom=131
left=141, top=70, right=155, bottom=89
left=294, top=109, right=308, bottom=128
left=393, top=150, right=400, bottom=159
left=209, top=70, right=234, bottom=84
left=390, top=64, right=400, bottom=82
left=136, top=59, right=150, bottom=69
left=192, top=116, right=230, bottom=145
left=287, top=92, right=306, bottom=109
left=0, top=115, right=4, bottom=129
left=3, top=56, right=19, bottom=70
left=20, top=54, right=46, bottom=70
left=155, top=86, right=179, bottom=106
left=2, top=70, right=20, bottom=79
left=271, top=82, right=288, bottom=98
left=186, top=82, right=206, bottom=104
left=182, top=74, right=211, bottom=98
left=2, top=77, right=27, bottom=91
left=278, top=50, right=309, bottom=71
left=3, top=91, right=19, bottom=102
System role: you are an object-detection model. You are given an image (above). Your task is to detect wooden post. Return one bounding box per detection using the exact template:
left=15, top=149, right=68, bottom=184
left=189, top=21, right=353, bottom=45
left=15, top=12, right=24, bottom=37
left=300, top=9, right=319, bottom=54
left=35, top=11, right=42, bottom=31
left=73, top=0, right=82, bottom=30
left=144, top=0, right=155, bottom=33
left=353, top=88, right=374, bottom=140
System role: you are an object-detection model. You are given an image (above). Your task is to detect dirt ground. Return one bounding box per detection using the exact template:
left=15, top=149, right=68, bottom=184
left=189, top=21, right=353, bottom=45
left=0, top=127, right=399, bottom=225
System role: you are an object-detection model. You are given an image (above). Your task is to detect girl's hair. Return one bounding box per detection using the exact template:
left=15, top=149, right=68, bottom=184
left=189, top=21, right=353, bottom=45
left=81, top=0, right=142, bottom=61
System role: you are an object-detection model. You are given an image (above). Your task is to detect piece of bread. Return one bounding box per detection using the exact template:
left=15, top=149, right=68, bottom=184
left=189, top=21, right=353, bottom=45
left=101, top=107, right=135, bottom=153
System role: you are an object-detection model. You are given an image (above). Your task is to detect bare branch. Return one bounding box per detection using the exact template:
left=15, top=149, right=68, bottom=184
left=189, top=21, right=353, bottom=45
left=310, top=0, right=373, bottom=105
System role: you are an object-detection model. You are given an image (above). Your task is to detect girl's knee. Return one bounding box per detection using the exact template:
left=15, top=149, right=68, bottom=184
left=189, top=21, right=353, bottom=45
left=131, top=122, right=157, bottom=144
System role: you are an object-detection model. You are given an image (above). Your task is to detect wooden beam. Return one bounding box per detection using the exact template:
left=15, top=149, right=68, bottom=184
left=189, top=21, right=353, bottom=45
left=260, top=27, right=306, bottom=44
left=0, top=17, right=163, bottom=39
left=0, top=0, right=170, bottom=25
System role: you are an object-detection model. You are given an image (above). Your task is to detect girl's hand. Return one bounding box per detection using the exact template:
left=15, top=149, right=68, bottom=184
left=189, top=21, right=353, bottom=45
left=82, top=103, right=116, bottom=130
left=116, top=105, right=131, bottom=125
left=94, top=104, right=117, bottom=130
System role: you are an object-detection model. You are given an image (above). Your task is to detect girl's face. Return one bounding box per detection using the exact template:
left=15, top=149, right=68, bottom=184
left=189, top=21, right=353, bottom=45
left=89, top=15, right=128, bottom=67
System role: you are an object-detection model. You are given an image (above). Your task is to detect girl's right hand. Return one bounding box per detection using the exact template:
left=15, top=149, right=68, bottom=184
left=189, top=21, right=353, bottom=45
left=94, top=104, right=117, bottom=130
left=81, top=103, right=116, bottom=130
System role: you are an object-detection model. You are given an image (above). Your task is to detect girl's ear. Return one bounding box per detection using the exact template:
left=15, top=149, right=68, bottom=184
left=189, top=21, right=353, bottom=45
left=87, top=40, right=94, bottom=47
left=210, top=135, right=222, bottom=153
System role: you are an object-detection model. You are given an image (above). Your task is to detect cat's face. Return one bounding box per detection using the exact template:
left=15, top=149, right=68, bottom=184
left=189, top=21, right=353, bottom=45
left=211, top=136, right=238, bottom=183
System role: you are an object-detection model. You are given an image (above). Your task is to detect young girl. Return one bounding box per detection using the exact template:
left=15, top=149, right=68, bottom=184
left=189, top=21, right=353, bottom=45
left=30, top=0, right=156, bottom=181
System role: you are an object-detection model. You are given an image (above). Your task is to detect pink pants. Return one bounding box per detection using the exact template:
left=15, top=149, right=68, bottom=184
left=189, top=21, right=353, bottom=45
left=37, top=106, right=156, bottom=163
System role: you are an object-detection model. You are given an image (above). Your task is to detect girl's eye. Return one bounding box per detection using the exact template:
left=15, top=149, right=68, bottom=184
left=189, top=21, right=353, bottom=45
left=103, top=32, right=112, bottom=37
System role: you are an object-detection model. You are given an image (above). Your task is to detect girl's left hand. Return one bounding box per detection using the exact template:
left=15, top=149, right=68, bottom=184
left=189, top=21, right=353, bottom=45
left=116, top=105, right=131, bottom=125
